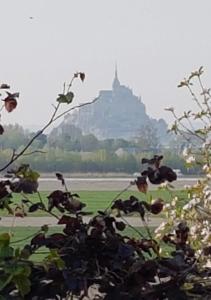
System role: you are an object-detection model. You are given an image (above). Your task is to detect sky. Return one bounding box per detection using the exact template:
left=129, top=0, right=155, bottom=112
left=1, top=0, right=211, bottom=131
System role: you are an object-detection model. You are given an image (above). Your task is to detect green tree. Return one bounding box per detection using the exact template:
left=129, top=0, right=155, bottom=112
left=80, top=134, right=99, bottom=151
left=0, top=124, right=28, bottom=149
left=136, top=123, right=159, bottom=151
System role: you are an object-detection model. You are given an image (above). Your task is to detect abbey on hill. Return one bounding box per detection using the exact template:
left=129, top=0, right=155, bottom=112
left=64, top=68, right=168, bottom=141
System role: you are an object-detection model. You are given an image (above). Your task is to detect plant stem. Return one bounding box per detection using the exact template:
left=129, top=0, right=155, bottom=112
left=10, top=230, right=41, bottom=245
left=104, top=182, right=132, bottom=213
left=0, top=75, right=99, bottom=172
left=120, top=215, right=145, bottom=238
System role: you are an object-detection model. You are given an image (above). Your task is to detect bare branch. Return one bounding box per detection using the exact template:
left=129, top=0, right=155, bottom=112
left=53, top=96, right=99, bottom=122
left=0, top=96, right=99, bottom=172
left=22, top=150, right=47, bottom=156
left=172, top=111, right=206, bottom=142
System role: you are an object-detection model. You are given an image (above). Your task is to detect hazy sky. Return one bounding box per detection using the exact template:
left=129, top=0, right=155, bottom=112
left=1, top=0, right=211, bottom=130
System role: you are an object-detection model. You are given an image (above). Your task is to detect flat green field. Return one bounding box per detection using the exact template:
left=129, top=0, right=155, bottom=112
left=0, top=227, right=62, bottom=247
left=0, top=190, right=187, bottom=216
left=0, top=226, right=157, bottom=261
left=0, top=226, right=147, bottom=248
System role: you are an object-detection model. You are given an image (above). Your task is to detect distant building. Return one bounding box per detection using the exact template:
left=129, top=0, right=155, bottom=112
left=64, top=68, right=168, bottom=142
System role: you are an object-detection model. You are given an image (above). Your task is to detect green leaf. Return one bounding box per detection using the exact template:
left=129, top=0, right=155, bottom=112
left=45, top=249, right=65, bottom=270
left=0, top=246, right=13, bottom=259
left=25, top=170, right=40, bottom=181
left=195, top=129, right=206, bottom=135
left=0, top=274, right=13, bottom=291
left=0, top=233, right=10, bottom=247
left=4, top=264, right=25, bottom=276
left=41, top=224, right=49, bottom=233
left=0, top=196, right=13, bottom=215
left=13, top=275, right=31, bottom=297
left=57, top=91, right=74, bottom=104
left=20, top=248, right=31, bottom=259
left=15, top=248, right=20, bottom=258
left=4, top=261, right=31, bottom=277
left=29, top=170, right=40, bottom=181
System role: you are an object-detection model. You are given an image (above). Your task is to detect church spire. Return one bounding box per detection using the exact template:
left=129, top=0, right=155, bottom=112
left=115, top=63, right=118, bottom=79
left=112, top=64, right=120, bottom=90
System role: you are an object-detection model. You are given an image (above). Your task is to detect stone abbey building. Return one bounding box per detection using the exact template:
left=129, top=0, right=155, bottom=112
left=64, top=69, right=168, bottom=141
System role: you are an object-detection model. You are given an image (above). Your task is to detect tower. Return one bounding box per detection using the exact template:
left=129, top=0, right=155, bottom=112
left=112, top=64, right=120, bottom=90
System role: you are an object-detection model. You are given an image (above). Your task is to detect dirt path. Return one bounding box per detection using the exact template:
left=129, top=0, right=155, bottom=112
left=0, top=216, right=164, bottom=227
left=37, top=177, right=200, bottom=191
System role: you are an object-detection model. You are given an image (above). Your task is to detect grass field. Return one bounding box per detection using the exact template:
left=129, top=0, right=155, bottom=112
left=0, top=226, right=148, bottom=247
left=0, top=189, right=187, bottom=217
left=0, top=188, right=183, bottom=262
left=0, top=226, right=158, bottom=261
left=0, top=227, right=63, bottom=261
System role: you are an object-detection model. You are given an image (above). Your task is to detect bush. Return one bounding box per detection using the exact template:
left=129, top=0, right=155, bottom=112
left=1, top=69, right=211, bottom=299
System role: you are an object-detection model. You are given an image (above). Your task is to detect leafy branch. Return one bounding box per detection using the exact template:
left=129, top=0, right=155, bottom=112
left=0, top=73, right=99, bottom=172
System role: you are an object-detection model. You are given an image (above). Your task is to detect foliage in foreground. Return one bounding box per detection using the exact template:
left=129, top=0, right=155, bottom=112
left=0, top=157, right=209, bottom=299
left=1, top=68, right=211, bottom=299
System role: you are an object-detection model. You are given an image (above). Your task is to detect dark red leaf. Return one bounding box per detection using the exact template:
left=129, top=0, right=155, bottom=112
left=4, top=98, right=17, bottom=112
left=142, top=155, right=163, bottom=168
left=29, top=202, right=44, bottom=212
left=46, top=233, right=66, bottom=248
left=22, top=199, right=30, bottom=204
left=150, top=198, right=164, bottom=214
left=115, top=221, right=126, bottom=231
left=58, top=215, right=79, bottom=225
left=31, top=233, right=46, bottom=246
left=14, top=211, right=25, bottom=218
left=10, top=179, right=38, bottom=194
left=48, top=190, right=64, bottom=201
left=0, top=124, right=4, bottom=135
left=71, top=193, right=80, bottom=198
left=79, top=72, right=85, bottom=82
left=0, top=182, right=11, bottom=199
left=0, top=83, right=10, bottom=89
left=55, top=172, right=65, bottom=185
left=47, top=190, right=65, bottom=211
left=142, top=166, right=177, bottom=184
left=135, top=176, right=148, bottom=193
left=3, top=92, right=19, bottom=113
left=203, top=246, right=211, bottom=256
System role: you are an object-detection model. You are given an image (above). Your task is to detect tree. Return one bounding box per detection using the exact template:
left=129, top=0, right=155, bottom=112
left=47, top=123, right=83, bottom=150
left=135, top=123, right=160, bottom=151
left=80, top=134, right=99, bottom=151
left=0, top=72, right=98, bottom=172
left=28, top=132, right=47, bottom=149
left=0, top=124, right=28, bottom=149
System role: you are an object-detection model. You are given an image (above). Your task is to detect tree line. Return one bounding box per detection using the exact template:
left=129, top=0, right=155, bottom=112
left=0, top=123, right=199, bottom=174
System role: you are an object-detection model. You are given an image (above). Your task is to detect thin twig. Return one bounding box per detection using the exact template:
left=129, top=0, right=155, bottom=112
left=53, top=97, right=99, bottom=123
left=104, top=182, right=132, bottom=213
left=21, top=191, right=60, bottom=220
left=187, top=85, right=204, bottom=111
left=36, top=191, right=60, bottom=220
left=172, top=111, right=205, bottom=142
left=120, top=215, right=145, bottom=238
left=10, top=229, right=41, bottom=244
left=22, top=150, right=46, bottom=156
left=198, top=75, right=211, bottom=118
left=0, top=97, right=99, bottom=172
left=67, top=75, right=76, bottom=93
left=0, top=103, right=5, bottom=113
left=142, top=218, right=153, bottom=240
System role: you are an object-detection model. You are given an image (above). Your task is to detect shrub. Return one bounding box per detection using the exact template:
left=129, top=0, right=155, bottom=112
left=1, top=69, right=211, bottom=299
